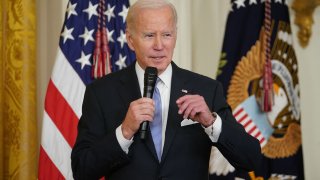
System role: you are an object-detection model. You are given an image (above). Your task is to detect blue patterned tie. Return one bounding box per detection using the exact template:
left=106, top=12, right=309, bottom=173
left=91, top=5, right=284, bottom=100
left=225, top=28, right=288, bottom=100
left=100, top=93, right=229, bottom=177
left=150, top=79, right=162, bottom=161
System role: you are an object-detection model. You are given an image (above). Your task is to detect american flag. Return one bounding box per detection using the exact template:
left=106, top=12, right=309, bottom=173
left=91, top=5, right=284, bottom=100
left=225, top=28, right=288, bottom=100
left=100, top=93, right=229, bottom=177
left=38, top=0, right=135, bottom=179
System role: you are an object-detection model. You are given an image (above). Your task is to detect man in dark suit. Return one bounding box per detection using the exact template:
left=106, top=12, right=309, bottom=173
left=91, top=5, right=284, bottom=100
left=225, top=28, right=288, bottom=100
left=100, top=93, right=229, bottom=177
left=71, top=0, right=261, bottom=179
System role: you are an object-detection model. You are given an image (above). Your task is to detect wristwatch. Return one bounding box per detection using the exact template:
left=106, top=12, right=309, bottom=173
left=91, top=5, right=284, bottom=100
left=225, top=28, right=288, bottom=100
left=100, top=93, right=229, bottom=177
left=211, top=112, right=217, bottom=122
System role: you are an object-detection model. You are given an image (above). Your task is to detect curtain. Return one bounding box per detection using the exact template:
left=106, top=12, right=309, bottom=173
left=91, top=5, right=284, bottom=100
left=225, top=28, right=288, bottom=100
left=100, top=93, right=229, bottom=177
left=0, top=0, right=38, bottom=179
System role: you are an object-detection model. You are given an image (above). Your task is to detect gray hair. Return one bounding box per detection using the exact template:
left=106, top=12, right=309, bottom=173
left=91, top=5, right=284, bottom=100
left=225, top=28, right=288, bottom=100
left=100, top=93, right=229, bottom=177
left=126, top=0, right=178, bottom=32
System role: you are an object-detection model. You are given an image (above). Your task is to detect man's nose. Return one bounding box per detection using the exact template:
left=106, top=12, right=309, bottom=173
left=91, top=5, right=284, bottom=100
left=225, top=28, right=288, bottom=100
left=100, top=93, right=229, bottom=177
left=153, top=36, right=164, bottom=50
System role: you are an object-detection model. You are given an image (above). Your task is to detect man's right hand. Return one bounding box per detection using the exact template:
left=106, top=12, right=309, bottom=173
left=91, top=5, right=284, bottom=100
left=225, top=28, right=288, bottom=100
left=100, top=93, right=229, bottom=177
left=121, top=98, right=155, bottom=140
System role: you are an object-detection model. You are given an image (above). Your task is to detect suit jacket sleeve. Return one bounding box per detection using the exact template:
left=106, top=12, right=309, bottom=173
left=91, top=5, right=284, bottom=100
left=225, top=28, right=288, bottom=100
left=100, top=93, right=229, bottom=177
left=212, top=81, right=262, bottom=172
left=71, top=84, right=129, bottom=180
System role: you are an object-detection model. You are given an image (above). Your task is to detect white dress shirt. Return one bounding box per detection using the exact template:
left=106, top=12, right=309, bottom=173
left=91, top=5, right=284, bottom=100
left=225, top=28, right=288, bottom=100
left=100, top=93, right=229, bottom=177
left=116, top=63, right=222, bottom=153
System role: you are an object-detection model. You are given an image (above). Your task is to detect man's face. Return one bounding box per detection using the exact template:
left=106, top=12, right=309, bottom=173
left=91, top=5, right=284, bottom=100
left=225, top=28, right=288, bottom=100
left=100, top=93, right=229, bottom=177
left=126, top=6, right=177, bottom=74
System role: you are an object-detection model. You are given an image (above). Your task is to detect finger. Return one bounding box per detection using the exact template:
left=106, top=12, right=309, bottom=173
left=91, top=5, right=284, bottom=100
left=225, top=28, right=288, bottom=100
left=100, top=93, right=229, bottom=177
left=139, top=107, right=155, bottom=118
left=134, top=97, right=153, bottom=104
left=138, top=103, right=155, bottom=111
left=127, top=104, right=154, bottom=123
left=130, top=99, right=155, bottom=111
left=140, top=115, right=154, bottom=122
left=178, top=97, right=197, bottom=115
left=177, top=94, right=202, bottom=105
left=183, top=101, right=202, bottom=119
left=182, top=103, right=195, bottom=119
left=176, top=95, right=192, bottom=105
left=177, top=99, right=191, bottom=115
left=189, top=107, right=199, bottom=119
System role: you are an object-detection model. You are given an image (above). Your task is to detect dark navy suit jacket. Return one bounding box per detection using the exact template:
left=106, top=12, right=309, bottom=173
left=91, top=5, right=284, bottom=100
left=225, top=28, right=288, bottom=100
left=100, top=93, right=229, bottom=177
left=71, top=62, right=261, bottom=180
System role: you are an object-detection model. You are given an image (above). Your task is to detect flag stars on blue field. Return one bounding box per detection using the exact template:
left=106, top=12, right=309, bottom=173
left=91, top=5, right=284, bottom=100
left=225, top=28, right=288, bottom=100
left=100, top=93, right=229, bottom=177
left=249, top=0, right=257, bottom=5
left=79, top=27, right=95, bottom=45
left=232, top=0, right=285, bottom=11
left=116, top=54, right=127, bottom=69
left=234, top=0, right=246, bottom=9
left=107, top=29, right=115, bottom=43
left=76, top=51, right=91, bottom=69
left=105, top=4, right=116, bottom=22
left=61, top=26, right=74, bottom=43
left=66, top=2, right=77, bottom=19
left=59, top=0, right=135, bottom=79
left=83, top=1, right=98, bottom=20
left=118, top=5, right=129, bottom=23
left=117, top=30, right=127, bottom=48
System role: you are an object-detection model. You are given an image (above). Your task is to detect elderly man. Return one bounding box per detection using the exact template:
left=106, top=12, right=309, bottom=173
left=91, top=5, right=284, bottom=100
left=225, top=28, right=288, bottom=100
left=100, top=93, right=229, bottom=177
left=71, top=0, right=261, bottom=179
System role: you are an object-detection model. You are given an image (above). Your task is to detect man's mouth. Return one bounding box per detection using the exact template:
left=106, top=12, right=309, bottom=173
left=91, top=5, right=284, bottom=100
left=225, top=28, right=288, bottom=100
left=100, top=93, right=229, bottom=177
left=150, top=56, right=165, bottom=60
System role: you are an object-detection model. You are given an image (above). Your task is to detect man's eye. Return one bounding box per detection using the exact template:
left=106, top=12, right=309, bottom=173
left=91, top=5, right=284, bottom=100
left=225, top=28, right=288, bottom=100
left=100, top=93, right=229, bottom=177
left=163, top=33, right=173, bottom=38
left=144, top=34, right=154, bottom=38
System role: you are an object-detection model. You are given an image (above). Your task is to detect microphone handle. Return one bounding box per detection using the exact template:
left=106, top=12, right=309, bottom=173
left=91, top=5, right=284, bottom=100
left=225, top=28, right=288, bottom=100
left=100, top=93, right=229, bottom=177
left=140, top=67, right=157, bottom=140
left=140, top=89, right=153, bottom=140
left=140, top=121, right=148, bottom=139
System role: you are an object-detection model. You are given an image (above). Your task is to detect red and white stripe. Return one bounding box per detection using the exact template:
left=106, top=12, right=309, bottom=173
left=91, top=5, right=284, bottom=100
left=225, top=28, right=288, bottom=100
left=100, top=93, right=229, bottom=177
left=233, top=106, right=267, bottom=147
left=38, top=48, right=85, bottom=179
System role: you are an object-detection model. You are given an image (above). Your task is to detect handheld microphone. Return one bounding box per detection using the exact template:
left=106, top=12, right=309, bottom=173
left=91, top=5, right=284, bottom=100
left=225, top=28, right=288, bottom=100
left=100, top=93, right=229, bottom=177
left=140, top=67, right=158, bottom=140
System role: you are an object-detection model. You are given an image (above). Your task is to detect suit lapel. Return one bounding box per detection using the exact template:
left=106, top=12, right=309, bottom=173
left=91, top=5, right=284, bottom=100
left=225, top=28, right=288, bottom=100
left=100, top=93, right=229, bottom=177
left=118, top=63, right=159, bottom=161
left=161, top=63, right=188, bottom=162
left=118, top=63, right=141, bottom=108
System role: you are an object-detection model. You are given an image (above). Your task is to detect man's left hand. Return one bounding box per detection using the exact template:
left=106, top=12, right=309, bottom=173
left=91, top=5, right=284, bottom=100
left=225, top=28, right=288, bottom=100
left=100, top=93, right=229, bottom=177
left=176, top=95, right=215, bottom=127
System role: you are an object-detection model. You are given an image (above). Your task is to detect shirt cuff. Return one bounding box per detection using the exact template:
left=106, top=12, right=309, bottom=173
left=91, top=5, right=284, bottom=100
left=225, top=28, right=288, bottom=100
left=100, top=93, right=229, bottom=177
left=116, top=125, right=134, bottom=154
left=203, top=114, right=222, bottom=143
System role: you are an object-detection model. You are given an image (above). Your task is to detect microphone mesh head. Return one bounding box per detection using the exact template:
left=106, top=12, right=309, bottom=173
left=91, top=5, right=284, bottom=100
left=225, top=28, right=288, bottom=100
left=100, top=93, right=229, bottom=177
left=145, top=67, right=157, bottom=76
left=144, top=67, right=157, bottom=84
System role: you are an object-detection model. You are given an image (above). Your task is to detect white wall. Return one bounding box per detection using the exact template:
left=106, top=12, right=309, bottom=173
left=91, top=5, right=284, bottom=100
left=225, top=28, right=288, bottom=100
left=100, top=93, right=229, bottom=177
left=37, top=0, right=320, bottom=179
left=291, top=6, right=320, bottom=180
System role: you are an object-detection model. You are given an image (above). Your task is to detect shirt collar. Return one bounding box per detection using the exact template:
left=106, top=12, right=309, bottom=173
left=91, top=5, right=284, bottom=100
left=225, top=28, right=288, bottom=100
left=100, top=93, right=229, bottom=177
left=135, top=62, right=172, bottom=95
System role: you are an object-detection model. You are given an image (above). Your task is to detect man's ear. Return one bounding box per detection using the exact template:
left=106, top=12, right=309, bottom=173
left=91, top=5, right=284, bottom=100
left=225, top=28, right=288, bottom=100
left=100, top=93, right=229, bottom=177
left=126, top=30, right=135, bottom=51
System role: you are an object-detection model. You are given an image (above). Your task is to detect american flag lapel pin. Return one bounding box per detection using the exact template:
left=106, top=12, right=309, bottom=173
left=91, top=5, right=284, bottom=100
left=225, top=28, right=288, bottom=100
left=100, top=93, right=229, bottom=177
left=181, top=89, right=188, bottom=94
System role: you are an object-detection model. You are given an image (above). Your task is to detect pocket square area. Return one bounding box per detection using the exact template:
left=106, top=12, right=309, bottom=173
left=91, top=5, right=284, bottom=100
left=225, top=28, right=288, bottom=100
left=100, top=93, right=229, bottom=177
left=180, top=119, right=199, bottom=127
